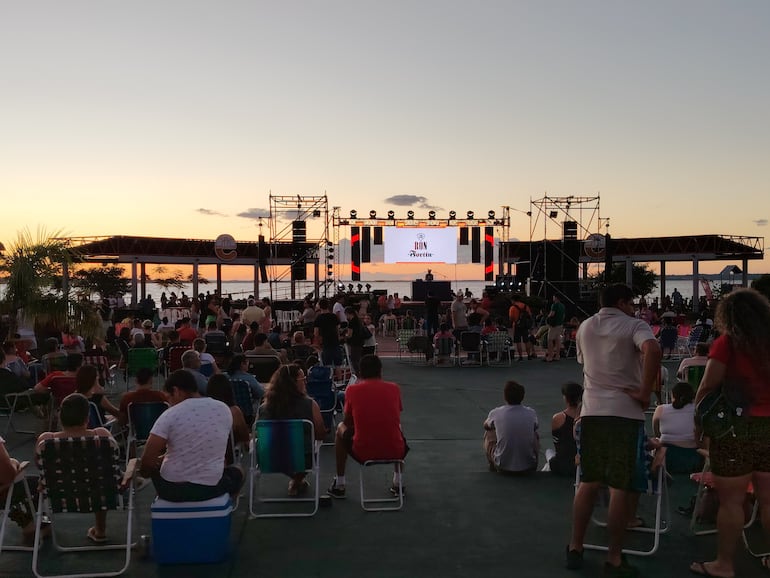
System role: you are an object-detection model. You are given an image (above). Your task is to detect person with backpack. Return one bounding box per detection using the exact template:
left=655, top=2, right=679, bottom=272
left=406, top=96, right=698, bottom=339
left=509, top=295, right=535, bottom=361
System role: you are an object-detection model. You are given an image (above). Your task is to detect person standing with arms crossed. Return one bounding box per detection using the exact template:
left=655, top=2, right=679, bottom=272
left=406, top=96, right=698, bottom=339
left=566, top=284, right=661, bottom=577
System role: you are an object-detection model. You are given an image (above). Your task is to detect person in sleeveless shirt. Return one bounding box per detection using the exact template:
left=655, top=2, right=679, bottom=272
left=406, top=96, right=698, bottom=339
left=547, top=382, right=583, bottom=476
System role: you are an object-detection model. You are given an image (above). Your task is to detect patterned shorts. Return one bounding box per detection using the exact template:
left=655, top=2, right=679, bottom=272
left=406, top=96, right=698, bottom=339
left=709, top=416, right=770, bottom=477
left=578, top=416, right=648, bottom=492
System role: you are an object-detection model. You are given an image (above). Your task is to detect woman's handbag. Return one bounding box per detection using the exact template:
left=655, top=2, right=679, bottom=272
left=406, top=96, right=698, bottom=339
left=695, top=384, right=748, bottom=440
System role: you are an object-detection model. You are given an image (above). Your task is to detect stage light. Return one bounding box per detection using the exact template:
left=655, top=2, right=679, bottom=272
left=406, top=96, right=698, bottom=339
left=337, top=283, right=345, bottom=291
left=407, top=210, right=415, bottom=219
left=387, top=210, right=395, bottom=219
left=347, top=284, right=354, bottom=293
left=467, top=210, right=474, bottom=219
left=365, top=283, right=372, bottom=291
left=449, top=210, right=456, bottom=219
left=357, top=283, right=363, bottom=292
left=428, top=210, right=436, bottom=219
left=312, top=210, right=322, bottom=217
left=369, top=210, right=377, bottom=218
left=549, top=210, right=558, bottom=219
left=488, top=210, right=495, bottom=219
left=350, top=209, right=357, bottom=218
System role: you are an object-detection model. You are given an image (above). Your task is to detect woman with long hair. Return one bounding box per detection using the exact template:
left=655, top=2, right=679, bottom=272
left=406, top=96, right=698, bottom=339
left=258, top=364, right=326, bottom=495
left=652, top=382, right=702, bottom=474
left=207, top=374, right=250, bottom=463
left=690, top=288, right=770, bottom=577
left=546, top=381, right=583, bottom=477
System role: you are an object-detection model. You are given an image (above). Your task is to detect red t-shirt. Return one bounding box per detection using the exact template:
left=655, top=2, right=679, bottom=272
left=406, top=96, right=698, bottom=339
left=709, top=334, right=770, bottom=416
left=344, top=379, right=405, bottom=461
left=178, top=326, right=198, bottom=344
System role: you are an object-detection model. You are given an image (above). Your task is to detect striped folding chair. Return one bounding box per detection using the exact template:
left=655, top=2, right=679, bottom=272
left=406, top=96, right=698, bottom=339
left=33, top=436, right=135, bottom=578
left=248, top=419, right=319, bottom=518
left=0, top=461, right=37, bottom=553
left=126, top=402, right=169, bottom=467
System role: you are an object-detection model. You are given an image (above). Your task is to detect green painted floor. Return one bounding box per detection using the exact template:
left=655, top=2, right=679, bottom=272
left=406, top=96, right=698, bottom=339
left=2, top=357, right=767, bottom=577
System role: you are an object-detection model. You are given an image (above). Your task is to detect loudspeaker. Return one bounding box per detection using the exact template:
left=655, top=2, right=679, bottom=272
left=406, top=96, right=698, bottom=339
left=351, top=226, right=361, bottom=281
left=471, top=227, right=481, bottom=263
left=460, top=227, right=469, bottom=245
left=362, top=227, right=371, bottom=263
left=373, top=227, right=383, bottom=245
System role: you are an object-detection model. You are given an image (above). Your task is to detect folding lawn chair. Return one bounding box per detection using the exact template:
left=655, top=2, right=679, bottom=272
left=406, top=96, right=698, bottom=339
left=125, top=402, right=169, bottom=467
left=0, top=460, right=37, bottom=554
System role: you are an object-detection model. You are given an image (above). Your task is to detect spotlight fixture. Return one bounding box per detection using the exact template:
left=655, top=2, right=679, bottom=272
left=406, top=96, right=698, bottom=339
left=387, top=210, right=395, bottom=219
left=365, top=283, right=372, bottom=292
left=407, top=210, right=415, bottom=219
left=369, top=210, right=377, bottom=218
left=549, top=210, right=558, bottom=219
left=467, top=210, right=474, bottom=219
left=488, top=210, right=495, bottom=219
left=428, top=210, right=436, bottom=219
left=357, top=283, right=363, bottom=292
left=350, top=209, right=357, bottom=218
left=312, top=210, right=322, bottom=217
left=448, top=210, right=456, bottom=219
left=337, top=282, right=345, bottom=291
left=347, top=284, right=354, bottom=293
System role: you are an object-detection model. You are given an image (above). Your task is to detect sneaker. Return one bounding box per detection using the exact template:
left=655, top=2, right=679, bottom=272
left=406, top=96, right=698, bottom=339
left=327, top=480, right=346, bottom=499
left=565, top=546, right=583, bottom=570
left=389, top=484, right=406, bottom=497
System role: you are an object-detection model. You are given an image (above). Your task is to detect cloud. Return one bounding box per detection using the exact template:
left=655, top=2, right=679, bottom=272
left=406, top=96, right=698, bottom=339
left=197, top=208, right=227, bottom=217
left=237, top=208, right=270, bottom=219
left=383, top=194, right=441, bottom=211
left=753, top=218, right=768, bottom=227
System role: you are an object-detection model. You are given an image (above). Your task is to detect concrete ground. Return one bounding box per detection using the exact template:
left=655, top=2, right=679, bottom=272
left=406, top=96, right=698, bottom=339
left=1, top=349, right=768, bottom=577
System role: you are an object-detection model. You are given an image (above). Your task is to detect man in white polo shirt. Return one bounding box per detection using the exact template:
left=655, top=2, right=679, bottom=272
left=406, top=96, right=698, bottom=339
left=566, top=284, right=661, bottom=577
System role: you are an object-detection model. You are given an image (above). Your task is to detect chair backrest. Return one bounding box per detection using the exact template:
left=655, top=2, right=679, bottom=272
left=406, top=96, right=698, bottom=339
left=88, top=402, right=104, bottom=428
left=37, top=436, right=122, bottom=514
left=200, top=363, right=214, bottom=378
left=687, top=326, right=704, bottom=346
left=229, top=379, right=255, bottom=421
left=45, top=354, right=69, bottom=374
left=168, top=345, right=192, bottom=372
left=128, top=401, right=169, bottom=442
left=127, top=348, right=159, bottom=375
left=397, top=329, right=415, bottom=344
left=204, top=334, right=229, bottom=355
left=83, top=354, right=110, bottom=385
left=49, top=376, right=77, bottom=405
left=687, top=365, right=707, bottom=390
left=246, top=355, right=282, bottom=383
left=306, top=373, right=336, bottom=412
left=435, top=336, right=455, bottom=356
left=485, top=332, right=510, bottom=353
left=460, top=331, right=482, bottom=352
left=255, top=419, right=313, bottom=473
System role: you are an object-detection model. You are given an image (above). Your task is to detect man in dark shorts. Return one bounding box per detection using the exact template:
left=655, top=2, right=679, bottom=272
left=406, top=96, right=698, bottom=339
left=327, top=355, right=408, bottom=498
left=566, top=284, right=661, bottom=577
left=508, top=295, right=535, bottom=361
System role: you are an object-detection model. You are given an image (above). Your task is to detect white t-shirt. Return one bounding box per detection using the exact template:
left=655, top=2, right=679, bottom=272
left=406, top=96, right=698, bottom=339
left=150, top=397, right=232, bottom=486
left=486, top=404, right=539, bottom=472
left=333, top=302, right=346, bottom=323
left=656, top=403, right=696, bottom=445
left=577, top=307, right=656, bottom=421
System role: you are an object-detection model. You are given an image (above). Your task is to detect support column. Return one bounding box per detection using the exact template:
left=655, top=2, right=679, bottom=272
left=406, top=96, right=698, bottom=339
left=314, top=261, right=320, bottom=299
left=692, top=257, right=700, bottom=313
left=625, top=257, right=633, bottom=287
left=216, top=264, right=222, bottom=295
left=140, top=263, right=146, bottom=300
left=131, top=260, right=138, bottom=307
left=659, top=261, right=666, bottom=305
left=61, top=263, right=69, bottom=302
left=253, top=264, right=259, bottom=298
left=192, top=261, right=199, bottom=300
left=742, top=259, right=749, bottom=287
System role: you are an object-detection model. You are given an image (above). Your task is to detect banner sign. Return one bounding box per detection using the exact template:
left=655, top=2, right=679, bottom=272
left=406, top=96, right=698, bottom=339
left=384, top=227, right=458, bottom=264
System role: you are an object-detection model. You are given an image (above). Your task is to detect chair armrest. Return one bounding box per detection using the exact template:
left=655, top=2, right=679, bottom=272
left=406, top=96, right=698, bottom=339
left=121, top=458, right=139, bottom=489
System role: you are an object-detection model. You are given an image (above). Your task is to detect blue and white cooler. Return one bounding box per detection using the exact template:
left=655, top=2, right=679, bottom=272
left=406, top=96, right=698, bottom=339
left=150, top=494, right=233, bottom=564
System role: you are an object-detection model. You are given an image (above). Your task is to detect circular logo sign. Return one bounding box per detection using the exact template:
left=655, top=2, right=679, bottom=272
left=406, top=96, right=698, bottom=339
left=584, top=233, right=606, bottom=258
left=214, top=234, right=237, bottom=261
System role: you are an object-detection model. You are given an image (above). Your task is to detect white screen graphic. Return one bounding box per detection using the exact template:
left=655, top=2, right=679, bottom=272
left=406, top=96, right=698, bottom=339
left=384, top=227, right=458, bottom=263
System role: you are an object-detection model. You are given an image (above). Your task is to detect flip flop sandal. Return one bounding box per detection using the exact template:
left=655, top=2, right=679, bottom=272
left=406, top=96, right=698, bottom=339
left=689, top=561, right=734, bottom=577
left=87, top=527, right=108, bottom=544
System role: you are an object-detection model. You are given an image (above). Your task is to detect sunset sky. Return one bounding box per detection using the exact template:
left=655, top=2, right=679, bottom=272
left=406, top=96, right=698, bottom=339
left=2, top=1, right=768, bottom=280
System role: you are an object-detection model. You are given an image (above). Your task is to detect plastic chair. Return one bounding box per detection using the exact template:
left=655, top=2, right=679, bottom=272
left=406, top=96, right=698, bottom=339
left=33, top=437, right=136, bottom=578
left=305, top=366, right=337, bottom=444
left=248, top=419, right=319, bottom=518
left=126, top=401, right=169, bottom=467
left=204, top=333, right=229, bottom=355
left=165, top=345, right=192, bottom=376
left=396, top=330, right=416, bottom=362
left=0, top=460, right=36, bottom=554
left=125, top=348, right=159, bottom=389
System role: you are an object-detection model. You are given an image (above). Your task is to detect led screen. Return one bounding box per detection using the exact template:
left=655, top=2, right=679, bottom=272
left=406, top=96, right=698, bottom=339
left=383, top=227, right=458, bottom=263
